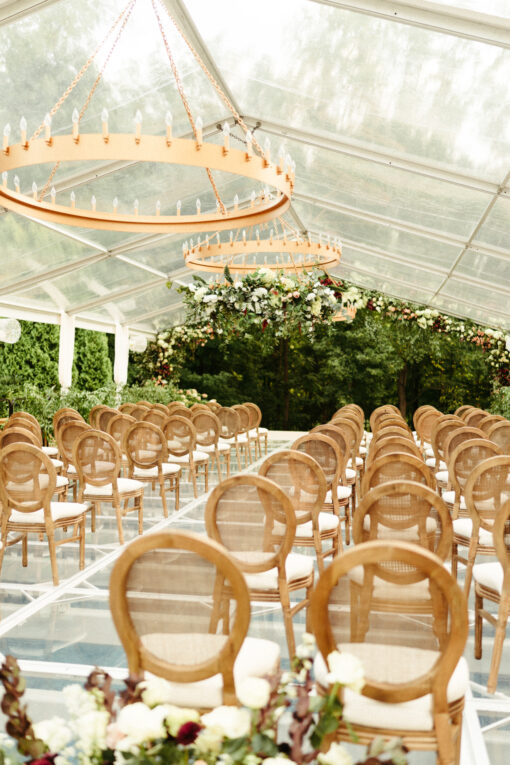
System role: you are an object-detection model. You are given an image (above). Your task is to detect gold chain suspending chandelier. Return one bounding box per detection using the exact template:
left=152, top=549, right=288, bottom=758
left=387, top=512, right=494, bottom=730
left=0, top=0, right=294, bottom=233
left=183, top=218, right=342, bottom=274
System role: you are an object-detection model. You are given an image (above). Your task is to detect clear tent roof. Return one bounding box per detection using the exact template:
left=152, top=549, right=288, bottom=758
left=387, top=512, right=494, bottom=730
left=1, top=0, right=510, bottom=335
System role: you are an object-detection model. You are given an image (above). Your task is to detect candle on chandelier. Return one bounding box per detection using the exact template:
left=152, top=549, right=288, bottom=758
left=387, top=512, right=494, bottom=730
left=50, top=186, right=56, bottom=204
left=229, top=231, right=233, bottom=245
left=91, top=195, right=96, bottom=211
left=134, top=110, right=142, bottom=143
left=233, top=194, right=239, bottom=211
left=14, top=175, right=20, bottom=192
left=20, top=116, right=27, bottom=146
left=70, top=191, right=76, bottom=208
left=263, top=137, right=271, bottom=164
left=32, top=181, right=37, bottom=200
left=44, top=113, right=52, bottom=142
left=156, top=200, right=161, bottom=216
left=3, top=124, right=10, bottom=152
left=196, top=198, right=201, bottom=214
left=1, top=171, right=7, bottom=188
left=222, top=122, right=230, bottom=153
left=134, top=198, right=139, bottom=215
left=250, top=190, right=256, bottom=208
left=165, top=111, right=173, bottom=144
left=101, top=108, right=109, bottom=142
left=176, top=200, right=182, bottom=216
left=72, top=108, right=80, bottom=141
left=242, top=229, right=246, bottom=243
left=195, top=116, right=203, bottom=147
left=113, top=196, right=119, bottom=213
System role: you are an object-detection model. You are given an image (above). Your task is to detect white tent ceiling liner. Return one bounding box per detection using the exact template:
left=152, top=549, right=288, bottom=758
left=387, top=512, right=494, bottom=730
left=0, top=0, right=509, bottom=336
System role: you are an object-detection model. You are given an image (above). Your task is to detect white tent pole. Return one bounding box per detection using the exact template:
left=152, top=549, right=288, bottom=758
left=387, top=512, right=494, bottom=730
left=114, top=324, right=130, bottom=394
left=58, top=313, right=75, bottom=392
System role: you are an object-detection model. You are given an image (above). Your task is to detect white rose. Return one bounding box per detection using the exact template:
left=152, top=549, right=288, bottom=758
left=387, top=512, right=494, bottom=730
left=253, top=287, right=268, bottom=298
left=194, top=287, right=208, bottom=301
left=296, top=642, right=315, bottom=659
left=318, top=742, right=353, bottom=765
left=140, top=677, right=174, bottom=707
left=264, top=758, right=296, bottom=765
left=233, top=281, right=242, bottom=288
left=257, top=267, right=275, bottom=285
left=203, top=294, right=219, bottom=303
left=310, top=299, right=321, bottom=317
left=195, top=725, right=224, bottom=754
left=62, top=684, right=99, bottom=717
left=200, top=706, right=251, bottom=739
left=74, top=709, right=110, bottom=755
left=236, top=677, right=271, bottom=709
left=327, top=651, right=365, bottom=693
left=417, top=317, right=427, bottom=329
left=116, top=703, right=167, bottom=744
left=165, top=705, right=200, bottom=736
left=33, top=717, right=72, bottom=753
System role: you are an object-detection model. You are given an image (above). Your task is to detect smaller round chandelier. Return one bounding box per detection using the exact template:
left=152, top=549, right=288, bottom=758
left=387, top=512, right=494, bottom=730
left=0, top=0, right=293, bottom=234
left=183, top=219, right=342, bottom=275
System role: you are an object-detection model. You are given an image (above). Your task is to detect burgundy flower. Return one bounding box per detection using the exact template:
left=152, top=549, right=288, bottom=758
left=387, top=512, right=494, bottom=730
left=261, top=319, right=268, bottom=332
left=366, top=299, right=375, bottom=311
left=176, top=721, right=201, bottom=745
left=29, top=756, right=58, bottom=765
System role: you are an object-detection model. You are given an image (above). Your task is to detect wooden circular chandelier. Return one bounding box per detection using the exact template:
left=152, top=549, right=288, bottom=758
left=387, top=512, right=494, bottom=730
left=183, top=221, right=342, bottom=275
left=0, top=0, right=293, bottom=234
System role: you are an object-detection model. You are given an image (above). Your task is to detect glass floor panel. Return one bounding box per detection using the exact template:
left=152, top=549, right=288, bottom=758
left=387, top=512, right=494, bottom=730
left=0, top=434, right=501, bottom=763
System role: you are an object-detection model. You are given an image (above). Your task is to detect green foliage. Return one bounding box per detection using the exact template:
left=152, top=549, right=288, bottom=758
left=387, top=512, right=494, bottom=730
left=73, top=329, right=113, bottom=390
left=0, top=320, right=59, bottom=400
left=491, top=386, right=510, bottom=418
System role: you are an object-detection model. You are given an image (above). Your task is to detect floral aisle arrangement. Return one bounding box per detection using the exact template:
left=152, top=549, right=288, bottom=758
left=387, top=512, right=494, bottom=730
left=0, top=636, right=407, bottom=765
left=137, top=325, right=214, bottom=386
left=179, top=268, right=341, bottom=339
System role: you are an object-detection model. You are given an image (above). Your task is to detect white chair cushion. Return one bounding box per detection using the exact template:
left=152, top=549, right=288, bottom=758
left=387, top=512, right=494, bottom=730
left=200, top=442, right=230, bottom=454
left=473, top=561, right=503, bottom=594
left=359, top=446, right=367, bottom=456
left=347, top=457, right=364, bottom=468
left=295, top=512, right=339, bottom=538
left=425, top=458, right=447, bottom=470
left=442, top=491, right=466, bottom=511
left=141, top=636, right=280, bottom=709
left=243, top=552, right=313, bottom=591
left=345, top=467, right=356, bottom=480
left=42, top=446, right=58, bottom=457
left=50, top=458, right=63, bottom=469
left=325, top=485, right=352, bottom=503
left=84, top=477, right=144, bottom=497
left=348, top=565, right=432, bottom=601
left=133, top=463, right=180, bottom=478
left=435, top=470, right=449, bottom=483
left=6, top=474, right=68, bottom=492
left=314, top=643, right=469, bottom=732
left=9, top=501, right=89, bottom=524
left=453, top=518, right=494, bottom=546
left=362, top=515, right=437, bottom=540
left=66, top=464, right=77, bottom=476
left=424, top=446, right=434, bottom=458
left=258, top=427, right=268, bottom=434
left=167, top=450, right=209, bottom=463
left=55, top=475, right=69, bottom=488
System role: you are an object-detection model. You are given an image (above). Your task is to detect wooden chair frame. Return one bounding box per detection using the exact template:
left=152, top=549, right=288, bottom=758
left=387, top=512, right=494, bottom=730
left=310, top=539, right=468, bottom=765
left=362, top=453, right=435, bottom=495
left=205, top=473, right=313, bottom=657
left=164, top=415, right=208, bottom=498
left=192, top=410, right=231, bottom=480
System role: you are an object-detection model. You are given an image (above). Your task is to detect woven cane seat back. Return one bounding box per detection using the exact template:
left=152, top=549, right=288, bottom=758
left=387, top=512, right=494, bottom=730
left=412, top=405, right=436, bottom=432
left=163, top=416, right=196, bottom=458
left=142, top=409, right=169, bottom=429
left=192, top=411, right=221, bottom=448
left=97, top=408, right=118, bottom=432
left=292, top=433, right=341, bottom=489
left=53, top=408, right=84, bottom=436
left=124, top=422, right=168, bottom=470
left=118, top=403, right=136, bottom=415
left=259, top=449, right=327, bottom=525
left=464, top=409, right=488, bottom=429
left=449, top=439, right=502, bottom=499
left=217, top=407, right=241, bottom=439
left=443, top=426, right=486, bottom=463
left=488, top=422, right=510, bottom=454
left=310, top=539, right=468, bottom=704
left=368, top=437, right=423, bottom=466
left=109, top=530, right=250, bottom=697
left=363, top=454, right=435, bottom=495
left=478, top=414, right=505, bottom=435
left=464, top=456, right=510, bottom=526
left=73, top=430, right=120, bottom=487
left=205, top=475, right=295, bottom=573
left=0, top=426, right=39, bottom=449
left=89, top=405, right=109, bottom=428
left=5, top=417, right=42, bottom=445
left=312, top=425, right=348, bottom=467
left=57, top=420, right=91, bottom=465
left=243, top=402, right=262, bottom=430
left=107, top=413, right=136, bottom=450
left=431, top=419, right=464, bottom=462
left=354, top=481, right=452, bottom=558
left=232, top=405, right=251, bottom=434
left=130, top=405, right=150, bottom=421
left=416, top=410, right=442, bottom=445
left=455, top=405, right=474, bottom=418
left=0, top=443, right=56, bottom=512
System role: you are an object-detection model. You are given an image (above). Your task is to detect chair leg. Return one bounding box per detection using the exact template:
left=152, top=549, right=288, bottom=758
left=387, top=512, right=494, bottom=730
left=487, top=593, right=510, bottom=694
left=474, top=587, right=483, bottom=660
left=175, top=476, right=180, bottom=511
left=279, top=583, right=296, bottom=657
left=235, top=441, right=242, bottom=471
left=79, top=518, right=85, bottom=570
left=137, top=493, right=144, bottom=536
left=451, top=542, right=458, bottom=579
left=22, top=534, right=28, bottom=567
left=226, top=451, right=231, bottom=478
left=190, top=458, right=198, bottom=498
left=463, top=539, right=478, bottom=597
left=204, top=462, right=209, bottom=493
left=159, top=477, right=168, bottom=518
left=214, top=448, right=222, bottom=481
left=46, top=529, right=59, bottom=586
left=115, top=501, right=124, bottom=545
left=0, top=516, right=8, bottom=576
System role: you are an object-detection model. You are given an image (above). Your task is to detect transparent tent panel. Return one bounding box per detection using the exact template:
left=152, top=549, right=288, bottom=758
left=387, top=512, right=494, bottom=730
left=15, top=257, right=157, bottom=313
left=473, top=196, right=510, bottom=250
left=431, top=292, right=510, bottom=329
left=0, top=213, right=101, bottom=290
left=440, top=0, right=510, bottom=17
left=454, top=249, right=510, bottom=291
left=336, top=244, right=446, bottom=290
left=292, top=199, right=462, bottom=271
left=331, top=263, right=437, bottom=304
left=185, top=0, right=510, bottom=182
left=84, top=281, right=181, bottom=325
left=438, top=277, right=510, bottom=325
left=257, top=129, right=490, bottom=238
